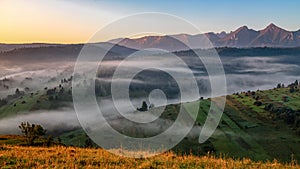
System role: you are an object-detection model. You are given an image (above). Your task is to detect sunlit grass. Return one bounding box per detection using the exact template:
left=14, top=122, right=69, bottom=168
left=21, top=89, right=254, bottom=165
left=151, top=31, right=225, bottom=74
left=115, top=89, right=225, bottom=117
left=0, top=145, right=298, bottom=168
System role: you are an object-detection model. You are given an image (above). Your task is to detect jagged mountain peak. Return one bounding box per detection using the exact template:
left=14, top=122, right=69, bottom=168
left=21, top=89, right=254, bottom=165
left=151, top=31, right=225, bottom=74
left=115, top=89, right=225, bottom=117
left=237, top=25, right=249, bottom=31
left=263, top=23, right=287, bottom=32
left=108, top=24, right=300, bottom=50
left=217, top=31, right=227, bottom=38
left=267, top=23, right=278, bottom=28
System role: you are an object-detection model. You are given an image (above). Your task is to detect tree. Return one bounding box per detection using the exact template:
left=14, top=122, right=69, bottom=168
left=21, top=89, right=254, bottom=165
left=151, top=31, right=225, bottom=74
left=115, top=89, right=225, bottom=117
left=254, top=101, right=262, bottom=106
left=277, top=83, right=282, bottom=88
left=295, top=80, right=299, bottom=86
left=137, top=101, right=148, bottom=111
left=15, top=88, right=20, bottom=95
left=19, top=122, right=46, bottom=145
left=290, top=86, right=296, bottom=93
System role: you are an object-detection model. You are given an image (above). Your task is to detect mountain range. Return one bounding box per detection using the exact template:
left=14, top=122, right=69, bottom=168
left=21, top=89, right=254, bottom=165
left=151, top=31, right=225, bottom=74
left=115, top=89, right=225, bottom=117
left=109, top=23, right=300, bottom=51
left=1, top=23, right=300, bottom=53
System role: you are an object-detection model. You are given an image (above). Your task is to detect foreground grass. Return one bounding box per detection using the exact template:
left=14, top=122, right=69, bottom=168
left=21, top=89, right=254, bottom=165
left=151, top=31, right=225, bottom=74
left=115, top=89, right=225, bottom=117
left=0, top=145, right=298, bottom=169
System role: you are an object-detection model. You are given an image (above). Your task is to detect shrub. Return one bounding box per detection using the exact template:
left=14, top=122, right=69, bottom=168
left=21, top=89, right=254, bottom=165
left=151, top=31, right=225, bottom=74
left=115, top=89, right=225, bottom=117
left=254, top=101, right=262, bottom=106
left=19, top=122, right=46, bottom=145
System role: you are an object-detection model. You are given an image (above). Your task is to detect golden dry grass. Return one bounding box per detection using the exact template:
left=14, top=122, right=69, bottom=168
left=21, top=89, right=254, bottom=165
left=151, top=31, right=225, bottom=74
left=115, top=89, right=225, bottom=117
left=0, top=145, right=299, bottom=169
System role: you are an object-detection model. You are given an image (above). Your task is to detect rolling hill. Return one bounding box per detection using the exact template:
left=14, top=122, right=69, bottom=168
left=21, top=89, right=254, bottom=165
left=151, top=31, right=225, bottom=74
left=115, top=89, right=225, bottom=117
left=0, top=43, right=136, bottom=63
left=0, top=79, right=300, bottom=163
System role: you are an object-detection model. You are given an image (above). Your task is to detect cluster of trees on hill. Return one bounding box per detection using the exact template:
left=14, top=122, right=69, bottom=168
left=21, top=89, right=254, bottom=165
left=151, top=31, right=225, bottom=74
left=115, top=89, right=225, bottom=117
left=44, top=77, right=73, bottom=102
left=0, top=77, right=11, bottom=90
left=0, top=75, right=75, bottom=110
left=233, top=80, right=300, bottom=136
left=0, top=88, right=26, bottom=108
left=0, top=77, right=37, bottom=108
left=264, top=103, right=300, bottom=128
left=276, top=80, right=299, bottom=93
left=0, top=76, right=74, bottom=110
left=274, top=80, right=300, bottom=135
left=174, top=47, right=300, bottom=57
left=0, top=77, right=32, bottom=93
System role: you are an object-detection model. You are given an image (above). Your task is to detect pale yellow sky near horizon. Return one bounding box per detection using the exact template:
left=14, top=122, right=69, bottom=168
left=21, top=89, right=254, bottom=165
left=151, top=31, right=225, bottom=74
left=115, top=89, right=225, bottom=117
left=0, top=0, right=122, bottom=44
left=0, top=0, right=199, bottom=44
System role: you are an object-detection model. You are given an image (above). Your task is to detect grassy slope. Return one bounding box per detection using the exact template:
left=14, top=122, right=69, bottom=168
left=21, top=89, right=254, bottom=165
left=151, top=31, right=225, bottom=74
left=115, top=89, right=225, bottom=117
left=59, top=129, right=87, bottom=147
left=0, top=92, right=50, bottom=118
left=0, top=135, right=25, bottom=146
left=0, top=87, right=71, bottom=119
left=1, top=86, right=300, bottom=163
left=183, top=87, right=300, bottom=162
left=0, top=145, right=298, bottom=169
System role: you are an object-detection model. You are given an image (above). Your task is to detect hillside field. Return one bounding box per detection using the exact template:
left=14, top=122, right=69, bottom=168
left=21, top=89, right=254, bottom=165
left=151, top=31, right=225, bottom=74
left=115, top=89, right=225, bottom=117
left=0, top=81, right=300, bottom=164
left=0, top=144, right=298, bottom=169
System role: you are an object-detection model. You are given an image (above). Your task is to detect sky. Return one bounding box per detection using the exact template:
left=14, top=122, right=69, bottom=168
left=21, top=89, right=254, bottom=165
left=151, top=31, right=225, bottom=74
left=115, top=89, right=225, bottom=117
left=0, top=0, right=299, bottom=44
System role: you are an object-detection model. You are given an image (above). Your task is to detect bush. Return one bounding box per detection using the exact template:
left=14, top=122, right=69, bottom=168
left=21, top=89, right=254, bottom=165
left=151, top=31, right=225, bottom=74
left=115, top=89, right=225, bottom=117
left=277, top=83, right=282, bottom=88
left=282, top=96, right=289, bottom=102
left=290, top=86, right=296, bottom=93
left=254, top=101, right=262, bottom=106
left=19, top=122, right=46, bottom=145
left=264, top=103, right=273, bottom=111
left=46, top=136, right=54, bottom=147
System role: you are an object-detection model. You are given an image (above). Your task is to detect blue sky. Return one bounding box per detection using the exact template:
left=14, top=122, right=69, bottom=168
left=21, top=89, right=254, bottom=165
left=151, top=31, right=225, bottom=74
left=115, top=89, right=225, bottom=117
left=1, top=0, right=299, bottom=43
left=101, top=0, right=300, bottom=31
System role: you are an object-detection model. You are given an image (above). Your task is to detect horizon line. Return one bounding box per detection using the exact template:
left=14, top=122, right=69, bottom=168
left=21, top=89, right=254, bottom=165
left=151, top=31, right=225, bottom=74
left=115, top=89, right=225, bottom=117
left=1, top=23, right=300, bottom=45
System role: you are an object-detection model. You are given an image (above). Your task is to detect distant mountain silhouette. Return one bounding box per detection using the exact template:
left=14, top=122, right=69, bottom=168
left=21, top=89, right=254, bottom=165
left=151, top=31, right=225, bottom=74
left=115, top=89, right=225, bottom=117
left=0, top=43, right=136, bottom=63
left=2, top=23, right=300, bottom=53
left=109, top=23, right=300, bottom=51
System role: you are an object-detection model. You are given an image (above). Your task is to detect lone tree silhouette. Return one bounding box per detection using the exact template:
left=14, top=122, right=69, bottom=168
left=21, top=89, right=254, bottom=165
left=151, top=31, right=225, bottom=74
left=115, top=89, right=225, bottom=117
left=15, top=88, right=20, bottom=95
left=137, top=101, right=148, bottom=112
left=19, top=122, right=46, bottom=145
left=295, top=80, right=299, bottom=86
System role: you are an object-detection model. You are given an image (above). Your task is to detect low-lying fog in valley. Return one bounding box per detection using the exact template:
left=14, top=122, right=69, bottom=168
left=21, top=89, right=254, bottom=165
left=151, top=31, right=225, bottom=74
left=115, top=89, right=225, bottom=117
left=1, top=47, right=300, bottom=135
